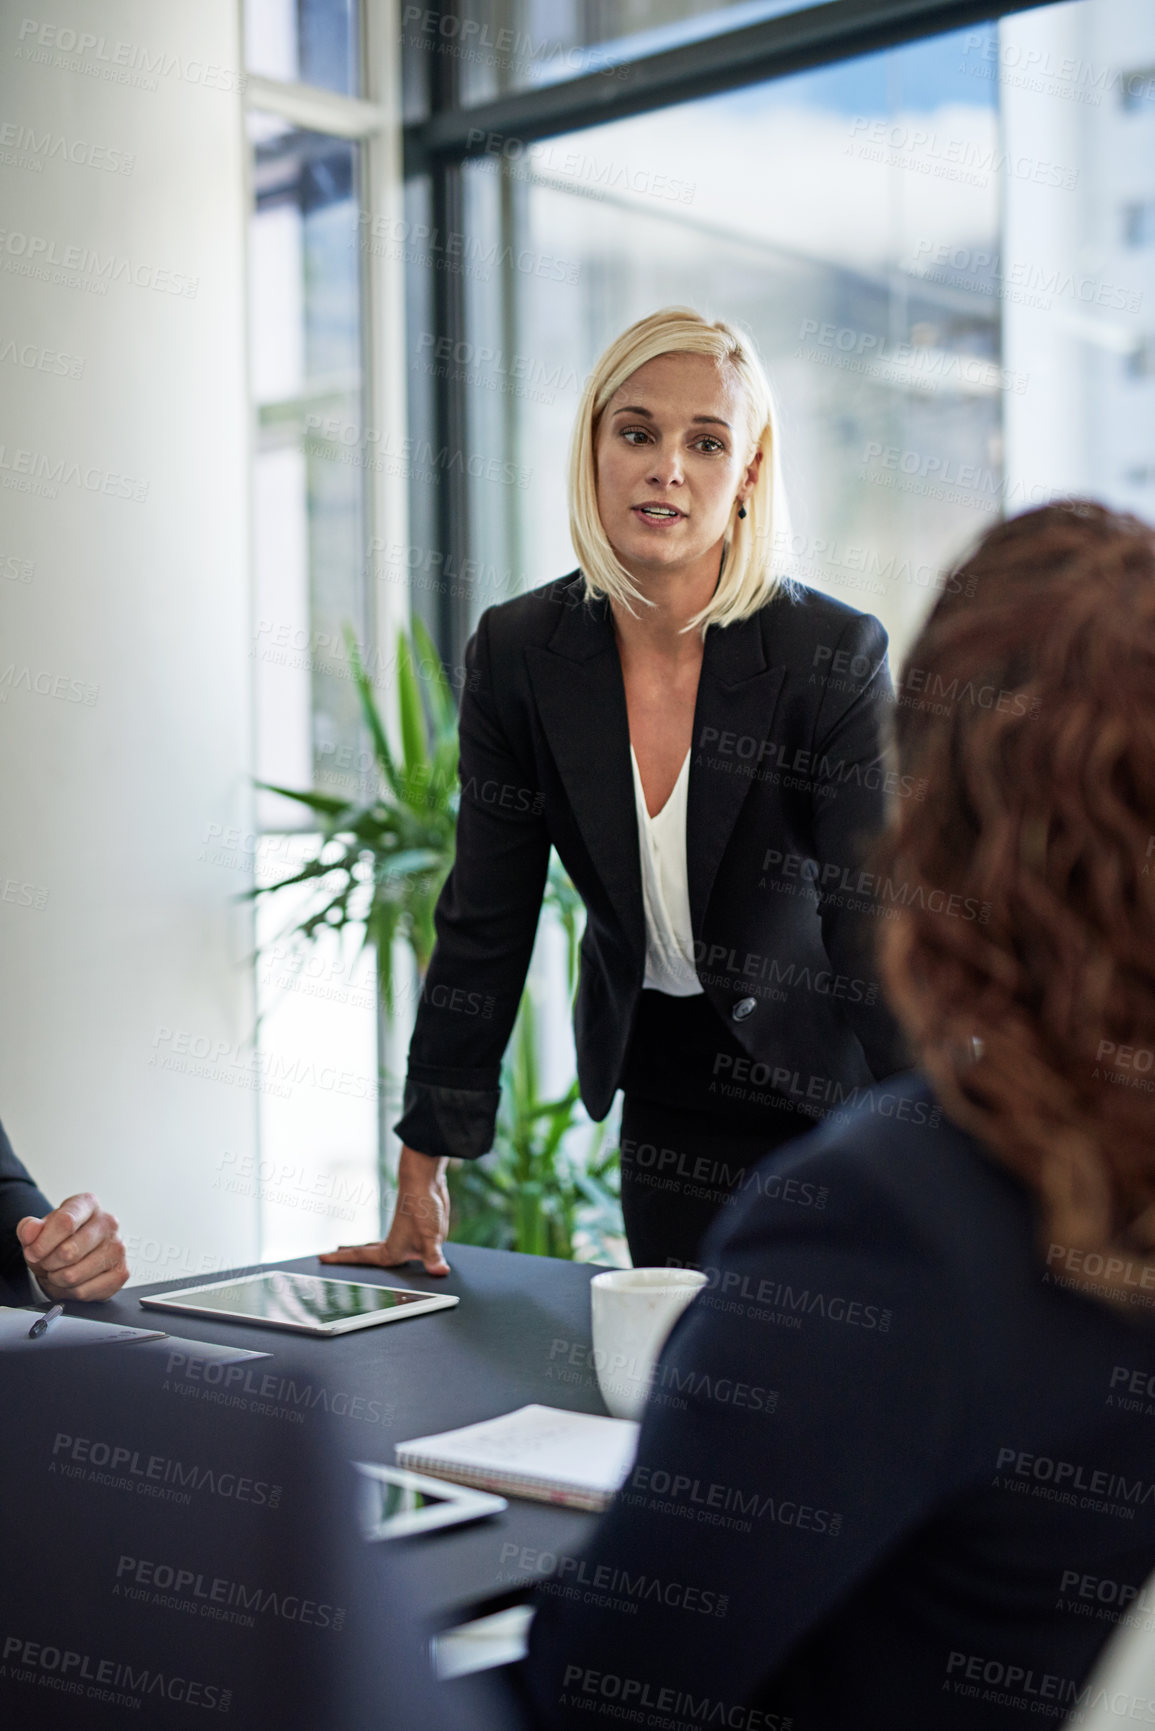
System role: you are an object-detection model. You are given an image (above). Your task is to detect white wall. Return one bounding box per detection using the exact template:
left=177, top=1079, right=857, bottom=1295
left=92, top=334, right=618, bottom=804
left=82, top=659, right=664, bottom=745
left=0, top=1, right=259, bottom=1284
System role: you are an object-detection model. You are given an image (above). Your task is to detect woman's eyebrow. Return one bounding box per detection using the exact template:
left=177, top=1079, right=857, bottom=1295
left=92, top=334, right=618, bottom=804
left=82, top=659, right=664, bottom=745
left=610, top=405, right=732, bottom=429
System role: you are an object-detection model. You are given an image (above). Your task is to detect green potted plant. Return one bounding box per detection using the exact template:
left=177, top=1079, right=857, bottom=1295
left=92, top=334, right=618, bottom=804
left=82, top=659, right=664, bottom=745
left=252, top=620, right=458, bottom=1015
left=251, top=620, right=622, bottom=1260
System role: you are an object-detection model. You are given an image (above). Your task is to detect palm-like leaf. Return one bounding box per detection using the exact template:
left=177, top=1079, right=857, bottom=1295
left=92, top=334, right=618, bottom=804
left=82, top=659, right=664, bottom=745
left=396, top=633, right=431, bottom=795
left=344, top=626, right=404, bottom=801
left=253, top=624, right=622, bottom=1258
left=448, top=989, right=621, bottom=1261
left=253, top=624, right=459, bottom=1013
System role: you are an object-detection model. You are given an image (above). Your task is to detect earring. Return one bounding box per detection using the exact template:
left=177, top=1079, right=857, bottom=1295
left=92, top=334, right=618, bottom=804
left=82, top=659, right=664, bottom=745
left=737, top=503, right=747, bottom=519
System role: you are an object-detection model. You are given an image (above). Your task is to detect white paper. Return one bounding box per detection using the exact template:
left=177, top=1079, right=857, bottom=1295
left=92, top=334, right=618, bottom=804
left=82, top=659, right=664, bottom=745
left=433, top=1606, right=535, bottom=1680
left=134, top=1334, right=270, bottom=1365
left=397, top=1404, right=640, bottom=1500
left=0, top=1305, right=167, bottom=1352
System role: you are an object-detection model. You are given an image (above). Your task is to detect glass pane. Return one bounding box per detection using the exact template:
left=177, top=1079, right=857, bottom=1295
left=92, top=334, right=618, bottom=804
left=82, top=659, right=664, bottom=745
left=460, top=25, right=1004, bottom=663
left=253, top=445, right=312, bottom=801
left=245, top=0, right=361, bottom=96
left=247, top=116, right=369, bottom=823
left=254, top=836, right=380, bottom=1261
left=985, top=0, right=1154, bottom=518
left=251, top=118, right=362, bottom=388
left=454, top=0, right=1154, bottom=663
left=403, top=0, right=827, bottom=108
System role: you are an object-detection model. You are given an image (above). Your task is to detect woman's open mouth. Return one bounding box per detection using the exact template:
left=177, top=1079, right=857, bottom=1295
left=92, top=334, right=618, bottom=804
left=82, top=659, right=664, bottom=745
left=632, top=504, right=685, bottom=524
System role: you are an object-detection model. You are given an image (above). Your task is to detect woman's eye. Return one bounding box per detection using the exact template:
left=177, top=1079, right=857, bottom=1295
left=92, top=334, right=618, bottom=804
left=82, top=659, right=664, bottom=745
left=695, top=436, right=724, bottom=454
left=621, top=427, right=651, bottom=445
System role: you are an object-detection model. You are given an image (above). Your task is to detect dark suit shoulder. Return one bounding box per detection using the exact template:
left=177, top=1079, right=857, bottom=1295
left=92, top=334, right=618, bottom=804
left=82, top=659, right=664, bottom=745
left=0, top=1114, right=53, bottom=1300
left=726, top=1071, right=1029, bottom=1258
left=476, top=573, right=885, bottom=667
left=757, top=578, right=889, bottom=662
left=711, top=1070, right=1148, bottom=1376
left=473, top=571, right=591, bottom=655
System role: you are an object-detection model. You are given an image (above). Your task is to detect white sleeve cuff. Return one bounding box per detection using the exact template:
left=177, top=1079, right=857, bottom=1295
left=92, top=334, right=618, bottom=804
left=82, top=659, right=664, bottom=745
left=25, top=1263, right=51, bottom=1303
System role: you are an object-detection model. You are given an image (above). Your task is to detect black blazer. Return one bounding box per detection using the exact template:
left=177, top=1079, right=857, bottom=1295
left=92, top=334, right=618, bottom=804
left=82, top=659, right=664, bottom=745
left=520, top=1071, right=1155, bottom=1729
left=0, top=1113, right=51, bottom=1302
left=396, top=574, right=909, bottom=1160
left=1, top=1343, right=508, bottom=1731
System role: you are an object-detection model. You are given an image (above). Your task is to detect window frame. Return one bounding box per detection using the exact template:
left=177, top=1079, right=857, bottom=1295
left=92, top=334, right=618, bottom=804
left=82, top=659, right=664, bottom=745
left=403, top=0, right=1061, bottom=666
left=241, top=0, right=410, bottom=1240
left=243, top=0, right=411, bottom=800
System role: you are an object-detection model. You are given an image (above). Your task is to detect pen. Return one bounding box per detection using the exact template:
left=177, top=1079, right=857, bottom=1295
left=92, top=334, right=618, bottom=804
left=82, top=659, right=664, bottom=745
left=27, top=1303, right=64, bottom=1339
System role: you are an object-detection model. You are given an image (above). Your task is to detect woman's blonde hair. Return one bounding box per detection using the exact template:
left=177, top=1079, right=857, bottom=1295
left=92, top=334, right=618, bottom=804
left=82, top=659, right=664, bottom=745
left=568, top=307, right=791, bottom=632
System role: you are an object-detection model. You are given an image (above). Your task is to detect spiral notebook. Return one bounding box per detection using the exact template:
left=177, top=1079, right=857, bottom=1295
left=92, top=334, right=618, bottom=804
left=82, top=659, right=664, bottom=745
left=394, top=1404, right=640, bottom=1512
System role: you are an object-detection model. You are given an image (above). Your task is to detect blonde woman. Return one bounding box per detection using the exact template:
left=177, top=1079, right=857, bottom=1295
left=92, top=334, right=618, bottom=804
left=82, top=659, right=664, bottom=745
left=322, top=307, right=907, bottom=1274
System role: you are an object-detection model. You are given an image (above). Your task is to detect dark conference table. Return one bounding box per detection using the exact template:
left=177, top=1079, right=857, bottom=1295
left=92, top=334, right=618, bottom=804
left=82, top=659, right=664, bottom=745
left=84, top=1243, right=609, bottom=1630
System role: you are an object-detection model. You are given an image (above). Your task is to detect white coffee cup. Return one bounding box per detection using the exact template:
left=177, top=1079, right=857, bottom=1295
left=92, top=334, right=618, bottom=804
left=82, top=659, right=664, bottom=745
left=589, top=1267, right=708, bottom=1420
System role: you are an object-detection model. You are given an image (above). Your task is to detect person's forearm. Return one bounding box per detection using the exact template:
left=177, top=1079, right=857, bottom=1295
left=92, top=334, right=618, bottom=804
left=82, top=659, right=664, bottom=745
left=399, top=1145, right=448, bottom=1190
left=394, top=1147, right=450, bottom=1237
left=319, top=1144, right=453, bottom=1276
left=0, top=1169, right=53, bottom=1236
left=0, top=1118, right=52, bottom=1285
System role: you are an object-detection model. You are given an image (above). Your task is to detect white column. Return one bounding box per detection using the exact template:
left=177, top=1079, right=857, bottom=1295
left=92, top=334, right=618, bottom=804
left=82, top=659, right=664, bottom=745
left=0, top=1, right=259, bottom=1285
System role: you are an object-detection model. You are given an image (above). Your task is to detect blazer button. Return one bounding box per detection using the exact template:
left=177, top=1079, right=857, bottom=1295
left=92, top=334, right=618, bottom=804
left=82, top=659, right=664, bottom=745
left=731, top=997, right=757, bottom=1022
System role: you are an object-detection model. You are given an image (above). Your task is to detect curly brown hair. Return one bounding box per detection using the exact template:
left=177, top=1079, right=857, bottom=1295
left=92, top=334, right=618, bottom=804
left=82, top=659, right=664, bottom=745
left=874, top=501, right=1155, bottom=1306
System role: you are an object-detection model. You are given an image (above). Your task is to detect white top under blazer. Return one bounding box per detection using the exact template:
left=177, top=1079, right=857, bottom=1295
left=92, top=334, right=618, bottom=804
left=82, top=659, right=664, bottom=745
left=629, top=746, right=703, bottom=998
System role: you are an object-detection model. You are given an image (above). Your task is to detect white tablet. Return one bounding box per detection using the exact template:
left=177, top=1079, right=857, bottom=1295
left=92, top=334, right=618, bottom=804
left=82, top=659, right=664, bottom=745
left=356, top=1462, right=507, bottom=1540
left=139, top=1270, right=459, bottom=1337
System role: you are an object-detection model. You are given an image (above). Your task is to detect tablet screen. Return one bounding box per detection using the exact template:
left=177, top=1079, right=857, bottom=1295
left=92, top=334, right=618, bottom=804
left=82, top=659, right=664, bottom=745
left=158, top=1272, right=432, bottom=1329
left=364, top=1475, right=459, bottom=1522
left=355, top=1464, right=506, bottom=1540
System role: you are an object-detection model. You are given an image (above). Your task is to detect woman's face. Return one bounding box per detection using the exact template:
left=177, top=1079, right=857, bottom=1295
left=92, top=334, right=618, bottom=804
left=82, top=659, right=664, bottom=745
left=593, top=351, right=759, bottom=586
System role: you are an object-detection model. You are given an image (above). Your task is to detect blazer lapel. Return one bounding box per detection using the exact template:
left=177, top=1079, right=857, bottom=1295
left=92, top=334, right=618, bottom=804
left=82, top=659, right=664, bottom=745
left=526, top=596, right=645, bottom=957
left=688, top=614, right=787, bottom=933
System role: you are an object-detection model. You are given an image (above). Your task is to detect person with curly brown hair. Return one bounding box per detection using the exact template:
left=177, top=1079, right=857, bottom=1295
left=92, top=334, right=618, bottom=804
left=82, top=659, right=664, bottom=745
left=518, top=501, right=1155, bottom=1731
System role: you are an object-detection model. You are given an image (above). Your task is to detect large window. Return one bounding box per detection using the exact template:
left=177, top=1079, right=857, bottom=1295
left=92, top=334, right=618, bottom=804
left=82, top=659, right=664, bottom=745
left=390, top=0, right=1155, bottom=1210
left=406, top=0, right=833, bottom=108
left=996, top=3, right=1155, bottom=520
left=459, top=27, right=1004, bottom=658
left=245, top=0, right=364, bottom=95
left=243, top=0, right=406, bottom=1259
left=238, top=0, right=1155, bottom=1259
left=249, top=116, right=370, bottom=821
left=432, top=0, right=1155, bottom=667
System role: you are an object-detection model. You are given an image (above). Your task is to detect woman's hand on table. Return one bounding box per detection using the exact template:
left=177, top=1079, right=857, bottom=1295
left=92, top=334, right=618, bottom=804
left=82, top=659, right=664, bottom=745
left=319, top=1146, right=451, bottom=1276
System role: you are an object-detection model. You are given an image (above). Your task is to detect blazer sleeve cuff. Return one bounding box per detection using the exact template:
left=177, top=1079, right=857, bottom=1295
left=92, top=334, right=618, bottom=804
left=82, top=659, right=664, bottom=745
left=394, top=1079, right=500, bottom=1161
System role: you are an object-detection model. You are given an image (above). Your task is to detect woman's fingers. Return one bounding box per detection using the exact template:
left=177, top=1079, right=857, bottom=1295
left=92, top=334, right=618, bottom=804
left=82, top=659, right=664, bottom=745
left=319, top=1184, right=451, bottom=1276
